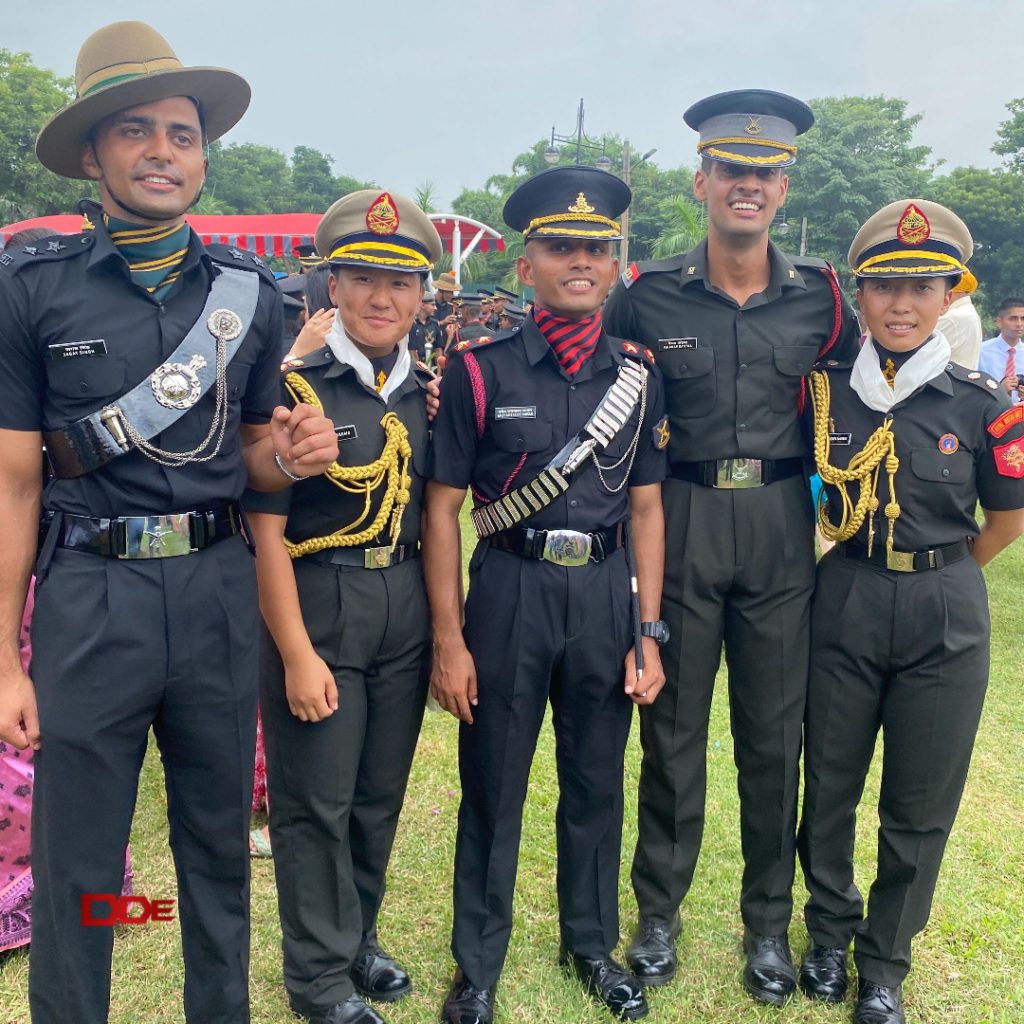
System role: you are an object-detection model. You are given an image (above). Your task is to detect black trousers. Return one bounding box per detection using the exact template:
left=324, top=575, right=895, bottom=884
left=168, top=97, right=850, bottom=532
left=451, top=544, right=634, bottom=990
left=28, top=537, right=258, bottom=1024
left=633, top=474, right=815, bottom=935
left=798, top=550, right=989, bottom=987
left=261, top=556, right=430, bottom=1012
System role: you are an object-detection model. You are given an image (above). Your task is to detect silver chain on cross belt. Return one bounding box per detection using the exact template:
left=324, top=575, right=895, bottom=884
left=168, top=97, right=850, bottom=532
left=590, top=363, right=647, bottom=494
left=121, top=336, right=230, bottom=467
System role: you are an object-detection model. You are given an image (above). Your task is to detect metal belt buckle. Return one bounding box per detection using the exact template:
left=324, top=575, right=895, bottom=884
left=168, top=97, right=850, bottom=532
left=715, top=458, right=763, bottom=489
left=886, top=549, right=916, bottom=572
left=363, top=545, right=393, bottom=569
left=542, top=530, right=592, bottom=567
left=119, top=513, right=196, bottom=559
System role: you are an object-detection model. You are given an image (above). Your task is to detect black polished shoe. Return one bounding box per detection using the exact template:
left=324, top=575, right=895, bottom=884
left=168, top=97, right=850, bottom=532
left=440, top=968, right=496, bottom=1024
left=288, top=993, right=386, bottom=1024
left=854, top=979, right=905, bottom=1024
left=560, top=949, right=649, bottom=1020
left=799, top=945, right=848, bottom=1003
left=352, top=946, right=412, bottom=1002
left=626, top=917, right=680, bottom=987
left=742, top=930, right=797, bottom=1007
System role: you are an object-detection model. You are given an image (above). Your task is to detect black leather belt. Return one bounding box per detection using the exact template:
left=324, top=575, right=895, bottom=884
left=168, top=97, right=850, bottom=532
left=58, top=503, right=243, bottom=559
left=303, top=543, right=419, bottom=569
left=669, top=457, right=804, bottom=488
left=838, top=538, right=970, bottom=573
left=489, top=523, right=625, bottom=566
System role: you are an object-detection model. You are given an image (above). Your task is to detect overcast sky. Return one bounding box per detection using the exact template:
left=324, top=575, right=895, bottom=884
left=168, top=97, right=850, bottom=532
left=6, top=1, right=1017, bottom=209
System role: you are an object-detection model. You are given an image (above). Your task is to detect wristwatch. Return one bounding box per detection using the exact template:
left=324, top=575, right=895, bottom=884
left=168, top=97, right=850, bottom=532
left=640, top=620, right=670, bottom=646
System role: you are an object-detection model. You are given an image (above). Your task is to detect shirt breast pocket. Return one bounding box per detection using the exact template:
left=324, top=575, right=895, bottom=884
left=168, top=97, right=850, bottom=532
left=227, top=360, right=253, bottom=400
left=490, top=417, right=553, bottom=454
left=45, top=356, right=127, bottom=408
left=910, top=448, right=973, bottom=485
left=659, top=348, right=716, bottom=418
left=769, top=345, right=818, bottom=412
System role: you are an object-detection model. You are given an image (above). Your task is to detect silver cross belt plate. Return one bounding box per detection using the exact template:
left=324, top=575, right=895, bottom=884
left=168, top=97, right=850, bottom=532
left=119, top=513, right=196, bottom=558
left=714, top=458, right=763, bottom=488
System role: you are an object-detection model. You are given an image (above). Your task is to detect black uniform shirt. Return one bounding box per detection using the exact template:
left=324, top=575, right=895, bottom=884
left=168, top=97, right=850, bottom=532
left=409, top=315, right=444, bottom=358
left=435, top=300, right=455, bottom=324
left=243, top=345, right=432, bottom=549
left=431, top=318, right=667, bottom=532
left=815, top=362, right=1024, bottom=550
left=603, top=241, right=861, bottom=463
left=0, top=216, right=282, bottom=517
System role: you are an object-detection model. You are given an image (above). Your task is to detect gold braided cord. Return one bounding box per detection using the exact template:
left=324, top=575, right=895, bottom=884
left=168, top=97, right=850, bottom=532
left=698, top=145, right=793, bottom=166
left=854, top=249, right=966, bottom=276
left=529, top=225, right=621, bottom=238
left=525, top=212, right=620, bottom=235
left=281, top=372, right=413, bottom=559
left=699, top=136, right=798, bottom=154
left=327, top=240, right=431, bottom=269
left=809, top=371, right=901, bottom=556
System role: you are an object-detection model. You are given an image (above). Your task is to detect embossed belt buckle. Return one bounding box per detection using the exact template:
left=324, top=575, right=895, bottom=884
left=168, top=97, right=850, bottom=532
left=119, top=513, right=195, bottom=559
left=715, top=458, right=763, bottom=489
left=363, top=545, right=393, bottom=569
left=542, top=530, right=592, bottom=567
left=886, top=549, right=917, bottom=572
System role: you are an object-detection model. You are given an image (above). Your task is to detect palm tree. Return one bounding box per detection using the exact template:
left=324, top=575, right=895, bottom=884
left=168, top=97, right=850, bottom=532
left=415, top=181, right=439, bottom=213
left=652, top=196, right=707, bottom=258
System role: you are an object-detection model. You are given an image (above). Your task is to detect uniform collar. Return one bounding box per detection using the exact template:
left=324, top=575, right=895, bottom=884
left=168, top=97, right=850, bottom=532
left=84, top=202, right=209, bottom=277
left=678, top=239, right=808, bottom=295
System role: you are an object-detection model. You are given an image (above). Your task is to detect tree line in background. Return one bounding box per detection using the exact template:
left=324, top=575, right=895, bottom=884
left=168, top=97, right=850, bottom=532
left=4, top=47, right=1024, bottom=322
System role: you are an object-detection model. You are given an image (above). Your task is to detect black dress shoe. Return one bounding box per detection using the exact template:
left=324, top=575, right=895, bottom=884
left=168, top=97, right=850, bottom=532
left=799, top=946, right=848, bottom=1003
left=560, top=949, right=649, bottom=1020
left=440, top=968, right=496, bottom=1024
left=742, top=930, right=797, bottom=1006
left=289, top=993, right=386, bottom=1024
left=352, top=946, right=412, bottom=1002
left=626, top=917, right=680, bottom=987
left=854, top=979, right=905, bottom=1024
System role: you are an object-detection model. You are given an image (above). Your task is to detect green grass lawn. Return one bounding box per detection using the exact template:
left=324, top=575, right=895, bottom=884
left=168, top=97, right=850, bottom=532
left=2, top=528, right=1022, bottom=1024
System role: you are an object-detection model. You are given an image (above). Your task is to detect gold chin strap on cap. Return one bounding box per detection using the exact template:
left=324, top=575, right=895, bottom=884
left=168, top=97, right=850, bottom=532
left=809, top=370, right=901, bottom=557
left=281, top=372, right=412, bottom=559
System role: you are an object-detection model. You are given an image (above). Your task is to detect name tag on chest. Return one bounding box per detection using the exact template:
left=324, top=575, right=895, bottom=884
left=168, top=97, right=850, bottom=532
left=829, top=432, right=852, bottom=446
left=335, top=424, right=359, bottom=442
left=47, top=340, right=107, bottom=360
left=494, top=406, right=537, bottom=420
left=658, top=337, right=697, bottom=351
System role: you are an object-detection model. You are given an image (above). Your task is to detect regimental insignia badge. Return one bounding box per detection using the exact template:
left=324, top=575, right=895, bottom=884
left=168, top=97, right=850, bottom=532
left=986, top=379, right=999, bottom=389
left=938, top=433, right=959, bottom=454
left=568, top=192, right=595, bottom=214
left=366, top=192, right=400, bottom=235
left=968, top=371, right=981, bottom=379
left=987, top=404, right=1024, bottom=438
left=622, top=342, right=639, bottom=354
left=653, top=415, right=670, bottom=450
left=622, top=262, right=641, bottom=287
left=896, top=203, right=930, bottom=245
left=993, top=438, right=1024, bottom=477
left=644, top=348, right=655, bottom=361
left=455, top=340, right=470, bottom=351
left=151, top=353, right=206, bottom=410
left=745, top=116, right=762, bottom=136
left=281, top=357, right=304, bottom=370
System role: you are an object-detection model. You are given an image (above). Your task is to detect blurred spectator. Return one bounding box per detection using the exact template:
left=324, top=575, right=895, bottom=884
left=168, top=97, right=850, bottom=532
left=979, top=296, right=1024, bottom=403
left=936, top=272, right=982, bottom=369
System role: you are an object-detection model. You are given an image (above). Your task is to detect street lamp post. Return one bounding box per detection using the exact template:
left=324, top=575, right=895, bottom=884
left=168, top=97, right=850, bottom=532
left=619, top=142, right=657, bottom=268
left=543, top=98, right=611, bottom=169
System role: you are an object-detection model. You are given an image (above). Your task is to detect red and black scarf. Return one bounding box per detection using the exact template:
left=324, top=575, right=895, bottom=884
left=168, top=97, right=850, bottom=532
left=533, top=307, right=603, bottom=376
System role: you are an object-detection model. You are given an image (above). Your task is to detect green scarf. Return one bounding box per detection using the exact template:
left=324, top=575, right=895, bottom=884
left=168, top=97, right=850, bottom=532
left=104, top=214, right=191, bottom=301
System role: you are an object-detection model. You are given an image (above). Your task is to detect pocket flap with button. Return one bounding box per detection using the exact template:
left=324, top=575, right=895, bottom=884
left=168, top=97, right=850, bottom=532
left=659, top=347, right=715, bottom=380
left=491, top=417, right=552, bottom=453
left=772, top=345, right=819, bottom=377
left=46, top=356, right=127, bottom=398
left=910, top=447, right=972, bottom=484
left=227, top=360, right=253, bottom=398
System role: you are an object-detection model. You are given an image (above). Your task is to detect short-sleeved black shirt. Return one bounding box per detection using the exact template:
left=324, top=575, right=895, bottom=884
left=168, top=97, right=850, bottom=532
left=409, top=315, right=444, bottom=358
left=603, top=241, right=862, bottom=463
left=243, top=346, right=432, bottom=549
left=813, top=361, right=1024, bottom=549
left=430, top=317, right=667, bottom=532
left=0, top=213, right=283, bottom=517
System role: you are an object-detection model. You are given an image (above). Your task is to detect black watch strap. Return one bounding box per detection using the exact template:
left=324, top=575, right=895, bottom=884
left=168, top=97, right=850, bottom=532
left=640, top=620, right=670, bottom=645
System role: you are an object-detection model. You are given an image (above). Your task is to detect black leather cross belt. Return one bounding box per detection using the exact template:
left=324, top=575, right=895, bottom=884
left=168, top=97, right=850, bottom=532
left=302, top=543, right=419, bottom=569
left=669, top=457, right=804, bottom=488
left=838, top=538, right=970, bottom=573
left=489, top=522, right=625, bottom=566
left=58, top=503, right=243, bottom=559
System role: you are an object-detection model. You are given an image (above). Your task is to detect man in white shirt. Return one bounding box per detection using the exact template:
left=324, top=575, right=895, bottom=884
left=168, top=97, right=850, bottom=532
left=936, top=273, right=983, bottom=368
left=978, top=297, right=1024, bottom=403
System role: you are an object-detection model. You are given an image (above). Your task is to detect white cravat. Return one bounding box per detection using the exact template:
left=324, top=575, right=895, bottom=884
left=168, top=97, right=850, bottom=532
left=849, top=332, right=952, bottom=413
left=325, top=314, right=411, bottom=403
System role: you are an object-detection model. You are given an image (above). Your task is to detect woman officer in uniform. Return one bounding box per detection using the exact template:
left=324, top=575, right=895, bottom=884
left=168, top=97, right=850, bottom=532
left=796, top=200, right=1024, bottom=1024
left=245, top=191, right=441, bottom=1024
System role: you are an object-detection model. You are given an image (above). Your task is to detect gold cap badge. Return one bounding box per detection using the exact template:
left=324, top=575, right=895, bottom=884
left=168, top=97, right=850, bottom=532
left=366, top=192, right=400, bottom=236
left=745, top=116, right=762, bottom=135
left=568, top=192, right=595, bottom=214
left=896, top=203, right=930, bottom=246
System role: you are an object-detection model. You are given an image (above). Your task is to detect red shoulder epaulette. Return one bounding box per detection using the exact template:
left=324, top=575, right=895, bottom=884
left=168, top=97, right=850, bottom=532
left=622, top=262, right=641, bottom=288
